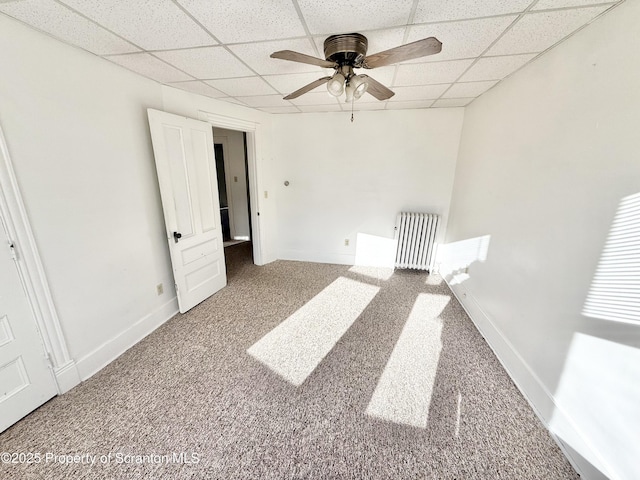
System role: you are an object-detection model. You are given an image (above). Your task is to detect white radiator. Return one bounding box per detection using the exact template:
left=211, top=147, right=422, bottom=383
left=395, top=212, right=439, bottom=271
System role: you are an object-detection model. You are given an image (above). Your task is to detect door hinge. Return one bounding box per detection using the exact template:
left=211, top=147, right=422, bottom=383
left=46, top=352, right=55, bottom=369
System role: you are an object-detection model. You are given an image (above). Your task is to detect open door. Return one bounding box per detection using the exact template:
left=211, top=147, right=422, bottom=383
left=0, top=222, right=57, bottom=432
left=147, top=109, right=226, bottom=313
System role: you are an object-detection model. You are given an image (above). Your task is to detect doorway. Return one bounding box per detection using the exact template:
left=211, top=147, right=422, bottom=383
left=213, top=127, right=253, bottom=262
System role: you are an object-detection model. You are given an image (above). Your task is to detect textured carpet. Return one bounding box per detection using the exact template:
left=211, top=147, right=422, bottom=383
left=0, top=243, right=578, bottom=479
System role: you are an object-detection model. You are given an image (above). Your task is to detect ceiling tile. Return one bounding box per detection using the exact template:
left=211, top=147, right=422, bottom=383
left=229, top=38, right=320, bottom=75
left=533, top=0, right=616, bottom=10
left=407, top=16, right=517, bottom=62
left=441, top=80, right=498, bottom=98
left=206, top=76, right=278, bottom=96
left=168, top=81, right=226, bottom=98
left=60, top=0, right=215, bottom=50
left=299, top=104, right=343, bottom=113
left=486, top=6, right=610, bottom=56
left=386, top=100, right=435, bottom=110
left=258, top=106, right=301, bottom=114
left=298, top=0, right=414, bottom=34
left=289, top=91, right=341, bottom=106
left=432, top=98, right=475, bottom=107
left=388, top=84, right=451, bottom=102
left=107, top=53, right=192, bottom=82
left=0, top=0, right=139, bottom=55
left=395, top=59, right=474, bottom=86
left=459, top=53, right=537, bottom=81
left=176, top=0, right=305, bottom=43
left=363, top=70, right=396, bottom=89
left=263, top=72, right=333, bottom=95
left=414, top=0, right=531, bottom=22
left=236, top=94, right=293, bottom=108
left=346, top=101, right=388, bottom=111
left=217, top=97, right=249, bottom=106
left=155, top=47, right=253, bottom=79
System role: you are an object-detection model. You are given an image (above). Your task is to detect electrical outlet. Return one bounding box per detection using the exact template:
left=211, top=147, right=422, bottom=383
left=344, top=239, right=349, bottom=246
left=234, top=176, right=238, bottom=182
left=156, top=283, right=164, bottom=295
left=264, top=191, right=268, bottom=199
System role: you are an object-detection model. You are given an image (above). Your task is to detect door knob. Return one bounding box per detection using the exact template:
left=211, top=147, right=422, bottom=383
left=173, top=231, right=182, bottom=243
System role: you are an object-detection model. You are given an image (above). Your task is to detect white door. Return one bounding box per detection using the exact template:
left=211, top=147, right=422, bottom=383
left=147, top=109, right=227, bottom=313
left=0, top=224, right=57, bottom=432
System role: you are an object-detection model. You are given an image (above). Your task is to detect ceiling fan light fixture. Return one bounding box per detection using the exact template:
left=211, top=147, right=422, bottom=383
left=351, top=75, right=369, bottom=100
left=344, top=82, right=355, bottom=103
left=327, top=73, right=345, bottom=97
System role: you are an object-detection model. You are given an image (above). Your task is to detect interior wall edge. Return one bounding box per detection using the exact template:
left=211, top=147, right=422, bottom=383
left=445, top=278, right=613, bottom=480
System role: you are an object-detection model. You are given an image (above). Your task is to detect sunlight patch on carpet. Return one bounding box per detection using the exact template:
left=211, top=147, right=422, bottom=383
left=247, top=277, right=379, bottom=386
left=366, top=293, right=450, bottom=428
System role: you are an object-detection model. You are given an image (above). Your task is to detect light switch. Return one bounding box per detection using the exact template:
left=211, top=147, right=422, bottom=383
left=264, top=191, right=268, bottom=199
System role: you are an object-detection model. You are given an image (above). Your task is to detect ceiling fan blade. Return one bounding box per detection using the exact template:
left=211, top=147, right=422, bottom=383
left=360, top=75, right=395, bottom=100
left=283, top=76, right=332, bottom=100
left=270, top=50, right=338, bottom=69
left=363, top=37, right=442, bottom=68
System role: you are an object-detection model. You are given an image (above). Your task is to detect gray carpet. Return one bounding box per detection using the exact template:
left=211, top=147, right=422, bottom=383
left=0, top=243, right=578, bottom=479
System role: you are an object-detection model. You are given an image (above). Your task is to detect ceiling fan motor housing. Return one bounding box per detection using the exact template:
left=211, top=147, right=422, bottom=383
left=324, top=33, right=368, bottom=67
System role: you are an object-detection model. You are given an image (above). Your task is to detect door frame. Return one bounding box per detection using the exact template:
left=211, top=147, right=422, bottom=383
left=212, top=137, right=236, bottom=240
left=198, top=110, right=263, bottom=265
left=0, top=125, right=79, bottom=394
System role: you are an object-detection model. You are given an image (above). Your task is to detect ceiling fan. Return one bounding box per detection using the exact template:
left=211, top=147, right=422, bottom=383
left=270, top=33, right=442, bottom=102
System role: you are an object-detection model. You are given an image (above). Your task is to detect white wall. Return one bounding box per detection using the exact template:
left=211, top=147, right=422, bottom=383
left=0, top=14, right=176, bottom=379
left=214, top=127, right=251, bottom=240
left=443, top=2, right=639, bottom=479
left=0, top=13, right=277, bottom=388
left=273, top=108, right=464, bottom=266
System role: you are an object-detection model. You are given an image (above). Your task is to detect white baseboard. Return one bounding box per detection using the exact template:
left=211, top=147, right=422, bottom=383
left=53, top=360, right=81, bottom=393
left=75, top=297, right=179, bottom=380
left=444, top=279, right=611, bottom=480
left=278, top=249, right=354, bottom=266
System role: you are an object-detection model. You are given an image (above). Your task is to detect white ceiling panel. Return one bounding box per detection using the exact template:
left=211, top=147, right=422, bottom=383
left=388, top=84, right=451, bottom=102
left=168, top=81, right=226, bottom=98
left=441, top=81, right=498, bottom=98
left=459, top=53, right=537, bottom=81
left=386, top=100, right=435, bottom=110
left=298, top=0, right=414, bottom=34
left=407, top=16, right=518, bottom=62
left=414, top=0, right=532, bottom=23
left=533, top=0, right=616, bottom=10
left=486, top=6, right=610, bottom=56
left=432, top=98, right=475, bottom=107
left=0, top=0, right=624, bottom=112
left=395, top=59, right=474, bottom=86
left=107, top=53, right=192, bottom=82
left=176, top=0, right=305, bottom=43
left=298, top=104, right=343, bottom=113
left=289, top=91, right=341, bottom=106
left=236, top=94, right=294, bottom=108
left=230, top=38, right=319, bottom=75
left=0, top=0, right=139, bottom=55
left=60, top=0, right=215, bottom=50
left=258, top=106, right=301, bottom=114
left=155, top=47, right=253, bottom=79
left=206, top=76, right=278, bottom=96
left=217, top=97, right=249, bottom=106
left=346, top=101, right=388, bottom=111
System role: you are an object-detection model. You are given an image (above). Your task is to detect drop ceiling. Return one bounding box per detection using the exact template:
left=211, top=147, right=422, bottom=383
left=0, top=0, right=624, bottom=113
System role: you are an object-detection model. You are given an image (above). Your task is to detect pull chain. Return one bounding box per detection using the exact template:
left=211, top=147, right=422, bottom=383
left=351, top=96, right=354, bottom=122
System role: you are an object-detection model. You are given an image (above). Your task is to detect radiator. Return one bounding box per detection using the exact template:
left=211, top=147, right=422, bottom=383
left=395, top=212, right=439, bottom=271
